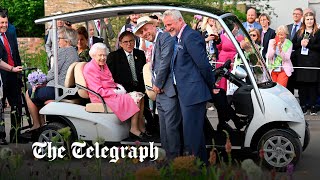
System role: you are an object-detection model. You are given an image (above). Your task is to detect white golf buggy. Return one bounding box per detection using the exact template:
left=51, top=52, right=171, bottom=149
left=28, top=3, right=309, bottom=171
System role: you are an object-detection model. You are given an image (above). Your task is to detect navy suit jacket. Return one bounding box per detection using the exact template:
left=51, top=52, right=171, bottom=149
left=287, top=24, right=294, bottom=40
left=172, top=25, right=215, bottom=106
left=153, top=32, right=176, bottom=98
left=107, top=48, right=146, bottom=93
left=0, top=31, right=21, bottom=82
left=8, top=23, right=18, bottom=48
left=287, top=23, right=301, bottom=40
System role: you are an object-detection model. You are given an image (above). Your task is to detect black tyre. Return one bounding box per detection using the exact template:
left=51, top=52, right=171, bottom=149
left=36, top=122, right=73, bottom=159
left=302, top=123, right=310, bottom=152
left=258, top=129, right=302, bottom=171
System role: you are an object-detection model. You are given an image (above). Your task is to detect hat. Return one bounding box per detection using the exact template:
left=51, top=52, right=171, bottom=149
left=133, top=16, right=155, bottom=35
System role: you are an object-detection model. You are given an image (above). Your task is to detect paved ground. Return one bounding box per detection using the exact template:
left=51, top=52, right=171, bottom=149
left=292, top=120, right=320, bottom=179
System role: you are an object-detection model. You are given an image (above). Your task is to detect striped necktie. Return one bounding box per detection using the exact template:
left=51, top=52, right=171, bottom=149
left=128, top=54, right=138, bottom=82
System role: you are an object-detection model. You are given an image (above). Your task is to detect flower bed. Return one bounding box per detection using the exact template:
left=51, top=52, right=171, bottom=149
left=0, top=130, right=294, bottom=179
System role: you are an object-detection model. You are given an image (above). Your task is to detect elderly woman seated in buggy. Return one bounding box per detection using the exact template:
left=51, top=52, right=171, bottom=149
left=83, top=43, right=148, bottom=141
left=25, top=28, right=79, bottom=132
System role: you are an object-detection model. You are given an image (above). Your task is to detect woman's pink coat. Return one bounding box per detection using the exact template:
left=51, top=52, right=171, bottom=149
left=83, top=60, right=139, bottom=121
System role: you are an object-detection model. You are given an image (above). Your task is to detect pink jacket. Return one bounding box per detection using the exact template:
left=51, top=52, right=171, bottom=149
left=216, top=33, right=244, bottom=90
left=266, top=39, right=294, bottom=77
left=83, top=60, right=139, bottom=121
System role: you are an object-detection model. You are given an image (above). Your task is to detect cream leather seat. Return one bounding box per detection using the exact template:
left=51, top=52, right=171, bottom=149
left=61, top=62, right=81, bottom=104
left=45, top=62, right=81, bottom=105
left=74, top=62, right=113, bottom=113
left=64, top=62, right=78, bottom=88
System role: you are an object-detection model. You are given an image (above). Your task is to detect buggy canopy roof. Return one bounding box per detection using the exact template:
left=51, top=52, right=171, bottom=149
left=35, top=2, right=227, bottom=24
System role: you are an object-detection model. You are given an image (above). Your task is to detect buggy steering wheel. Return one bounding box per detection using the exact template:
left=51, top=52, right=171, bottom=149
left=213, top=59, right=232, bottom=83
left=213, top=60, right=247, bottom=87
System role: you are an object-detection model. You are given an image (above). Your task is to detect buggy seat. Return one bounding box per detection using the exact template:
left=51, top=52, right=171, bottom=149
left=74, top=62, right=113, bottom=113
left=45, top=61, right=81, bottom=105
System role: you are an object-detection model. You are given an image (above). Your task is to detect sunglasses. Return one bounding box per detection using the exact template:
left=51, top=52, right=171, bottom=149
left=250, top=34, right=257, bottom=37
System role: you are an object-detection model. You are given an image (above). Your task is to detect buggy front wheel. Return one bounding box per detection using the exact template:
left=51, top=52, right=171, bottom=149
left=258, top=129, right=302, bottom=171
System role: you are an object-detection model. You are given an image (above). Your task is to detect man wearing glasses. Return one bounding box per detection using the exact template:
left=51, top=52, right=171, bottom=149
left=115, top=14, right=141, bottom=49
left=107, top=31, right=158, bottom=135
left=286, top=8, right=303, bottom=94
left=287, top=8, right=303, bottom=40
left=107, top=31, right=146, bottom=94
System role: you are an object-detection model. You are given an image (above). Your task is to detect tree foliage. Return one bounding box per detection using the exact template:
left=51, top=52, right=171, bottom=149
left=0, top=0, right=45, bottom=37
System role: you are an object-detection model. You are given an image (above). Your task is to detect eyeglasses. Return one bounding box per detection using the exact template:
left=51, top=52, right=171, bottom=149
left=250, top=34, right=257, bottom=37
left=121, top=39, right=135, bottom=45
left=293, top=13, right=302, bottom=16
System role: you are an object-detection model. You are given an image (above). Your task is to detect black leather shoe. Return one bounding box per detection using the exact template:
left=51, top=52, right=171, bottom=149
left=129, top=132, right=148, bottom=141
left=217, top=123, right=234, bottom=132
left=20, top=128, right=39, bottom=139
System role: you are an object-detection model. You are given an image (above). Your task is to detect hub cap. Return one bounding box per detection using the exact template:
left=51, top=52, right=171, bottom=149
left=38, top=130, right=64, bottom=155
left=263, top=136, right=295, bottom=167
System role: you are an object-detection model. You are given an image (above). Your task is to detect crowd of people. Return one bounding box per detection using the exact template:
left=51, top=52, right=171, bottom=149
left=0, top=5, right=319, bottom=164
left=194, top=7, right=320, bottom=116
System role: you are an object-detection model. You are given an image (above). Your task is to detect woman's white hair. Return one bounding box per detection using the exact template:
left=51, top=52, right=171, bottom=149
left=276, top=25, right=289, bottom=35
left=162, top=9, right=184, bottom=21
left=89, top=43, right=110, bottom=57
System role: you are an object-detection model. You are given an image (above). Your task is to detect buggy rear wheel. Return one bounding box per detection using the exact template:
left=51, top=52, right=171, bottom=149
left=36, top=122, right=72, bottom=160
